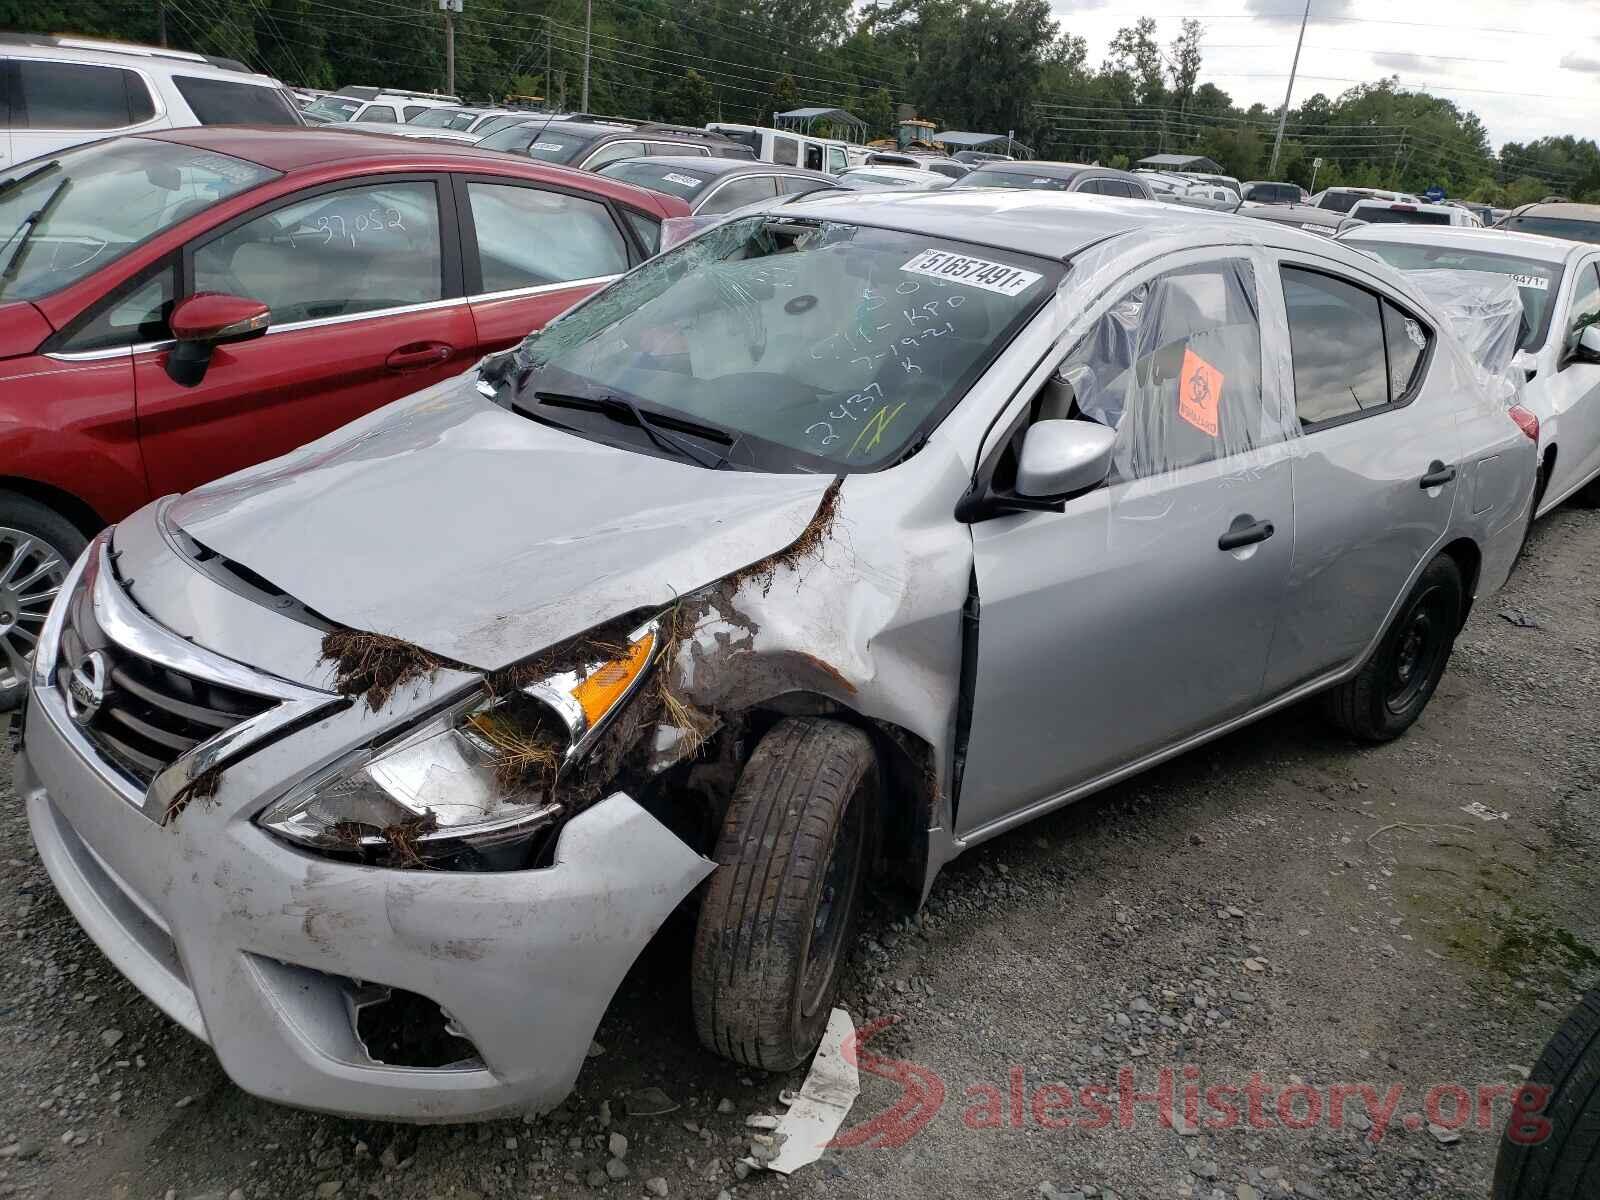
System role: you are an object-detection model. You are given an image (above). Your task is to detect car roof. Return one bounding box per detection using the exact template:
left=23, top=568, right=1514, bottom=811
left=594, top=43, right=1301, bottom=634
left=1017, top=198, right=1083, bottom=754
left=739, top=188, right=1307, bottom=259
left=1351, top=198, right=1458, bottom=214
left=968, top=160, right=1099, bottom=179
left=609, top=156, right=823, bottom=179
left=1513, top=202, right=1600, bottom=220
left=842, top=164, right=940, bottom=180
left=1341, top=224, right=1585, bottom=263
left=0, top=31, right=280, bottom=84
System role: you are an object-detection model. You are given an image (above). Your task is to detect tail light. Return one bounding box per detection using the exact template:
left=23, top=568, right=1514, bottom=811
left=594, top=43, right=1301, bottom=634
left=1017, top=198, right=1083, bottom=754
left=1509, top=404, right=1539, bottom=443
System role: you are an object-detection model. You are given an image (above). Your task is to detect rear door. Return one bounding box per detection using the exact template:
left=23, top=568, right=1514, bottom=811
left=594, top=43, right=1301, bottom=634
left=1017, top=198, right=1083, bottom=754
left=132, top=175, right=475, bottom=498
left=959, top=251, right=1296, bottom=838
left=455, top=174, right=634, bottom=353
left=1262, top=261, right=1458, bottom=693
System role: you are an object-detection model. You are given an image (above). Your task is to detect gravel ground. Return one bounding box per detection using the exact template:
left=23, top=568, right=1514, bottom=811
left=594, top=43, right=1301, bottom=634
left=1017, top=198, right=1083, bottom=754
left=2, top=505, right=1597, bottom=1200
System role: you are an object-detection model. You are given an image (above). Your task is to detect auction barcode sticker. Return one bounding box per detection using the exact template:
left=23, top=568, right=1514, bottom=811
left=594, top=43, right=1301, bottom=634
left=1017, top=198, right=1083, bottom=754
left=662, top=172, right=704, bottom=188
left=532, top=142, right=565, bottom=152
left=1509, top=272, right=1550, bottom=291
left=900, top=249, right=1042, bottom=297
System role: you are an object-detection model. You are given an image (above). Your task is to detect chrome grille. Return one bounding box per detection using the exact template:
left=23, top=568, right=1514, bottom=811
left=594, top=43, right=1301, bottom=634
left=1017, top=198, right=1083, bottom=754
left=55, top=584, right=273, bottom=786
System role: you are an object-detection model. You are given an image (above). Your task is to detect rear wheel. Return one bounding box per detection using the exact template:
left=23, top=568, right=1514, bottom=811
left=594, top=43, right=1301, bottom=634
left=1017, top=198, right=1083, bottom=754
left=1493, top=987, right=1600, bottom=1200
left=1324, top=553, right=1463, bottom=741
left=0, top=495, right=84, bottom=712
left=691, top=717, right=875, bottom=1071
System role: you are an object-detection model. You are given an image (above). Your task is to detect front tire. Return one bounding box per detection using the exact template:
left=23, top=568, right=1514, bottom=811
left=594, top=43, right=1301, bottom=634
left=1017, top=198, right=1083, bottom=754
left=1324, top=553, right=1464, bottom=741
left=1493, top=987, right=1600, bottom=1200
left=691, top=717, right=875, bottom=1071
left=0, top=495, right=85, bottom=712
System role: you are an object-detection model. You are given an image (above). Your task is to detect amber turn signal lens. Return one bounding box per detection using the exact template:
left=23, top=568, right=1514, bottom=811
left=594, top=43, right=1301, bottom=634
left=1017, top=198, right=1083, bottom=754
left=571, top=632, right=655, bottom=727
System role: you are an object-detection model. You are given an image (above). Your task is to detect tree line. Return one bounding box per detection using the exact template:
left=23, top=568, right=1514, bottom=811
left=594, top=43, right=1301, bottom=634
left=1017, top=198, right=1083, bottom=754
left=9, top=0, right=1596, bottom=203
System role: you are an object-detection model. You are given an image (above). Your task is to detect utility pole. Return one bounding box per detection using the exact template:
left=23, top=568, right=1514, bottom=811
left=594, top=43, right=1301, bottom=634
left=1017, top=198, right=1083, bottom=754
left=1390, top=130, right=1408, bottom=189
left=545, top=16, right=551, bottom=106
left=440, top=0, right=460, bottom=96
left=1268, top=0, right=1312, bottom=177
left=157, top=0, right=167, bottom=47
left=581, top=0, right=592, bottom=112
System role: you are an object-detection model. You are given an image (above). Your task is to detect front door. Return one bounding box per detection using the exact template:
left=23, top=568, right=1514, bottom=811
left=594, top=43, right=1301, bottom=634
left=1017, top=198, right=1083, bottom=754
left=1263, top=262, right=1459, bottom=692
left=958, top=253, right=1296, bottom=839
left=133, top=177, right=476, bottom=498
left=1543, top=259, right=1600, bottom=506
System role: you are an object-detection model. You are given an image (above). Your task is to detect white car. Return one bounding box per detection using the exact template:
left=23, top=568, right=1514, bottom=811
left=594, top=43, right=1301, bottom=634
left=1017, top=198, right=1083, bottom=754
left=835, top=164, right=954, bottom=191
left=0, top=32, right=301, bottom=169
left=1311, top=187, right=1423, bottom=215
left=1343, top=224, right=1600, bottom=521
left=302, top=87, right=460, bottom=126
left=1350, top=199, right=1481, bottom=228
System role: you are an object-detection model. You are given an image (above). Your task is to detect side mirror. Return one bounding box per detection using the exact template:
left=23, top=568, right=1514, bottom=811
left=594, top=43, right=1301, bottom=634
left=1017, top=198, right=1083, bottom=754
left=1573, top=323, right=1600, bottom=366
left=1017, top=419, right=1117, bottom=498
left=165, top=292, right=270, bottom=386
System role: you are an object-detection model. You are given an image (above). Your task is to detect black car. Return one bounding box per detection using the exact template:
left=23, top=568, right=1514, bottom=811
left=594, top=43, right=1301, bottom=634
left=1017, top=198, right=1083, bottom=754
left=596, top=156, right=838, bottom=215
left=1497, top=202, right=1600, bottom=244
left=476, top=116, right=752, bottom=171
left=1241, top=180, right=1305, bottom=205
left=1235, top=200, right=1351, bottom=237
left=950, top=160, right=1156, bottom=200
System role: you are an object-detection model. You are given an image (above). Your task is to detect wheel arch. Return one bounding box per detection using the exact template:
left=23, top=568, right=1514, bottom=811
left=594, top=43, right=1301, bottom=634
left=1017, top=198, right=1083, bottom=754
left=0, top=476, right=107, bottom=540
left=1439, top=535, right=1482, bottom=628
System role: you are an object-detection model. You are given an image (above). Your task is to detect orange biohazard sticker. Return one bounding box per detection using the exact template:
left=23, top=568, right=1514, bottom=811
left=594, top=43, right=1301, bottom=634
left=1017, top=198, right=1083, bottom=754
left=1177, top=347, right=1223, bottom=438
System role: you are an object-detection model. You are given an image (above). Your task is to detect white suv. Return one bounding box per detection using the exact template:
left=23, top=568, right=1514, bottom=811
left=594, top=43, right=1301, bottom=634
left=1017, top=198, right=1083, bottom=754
left=1, top=33, right=302, bottom=169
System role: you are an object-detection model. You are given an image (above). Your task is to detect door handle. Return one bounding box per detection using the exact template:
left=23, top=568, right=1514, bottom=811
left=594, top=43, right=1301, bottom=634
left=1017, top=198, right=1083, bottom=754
left=386, top=342, right=454, bottom=371
left=1419, top=461, right=1457, bottom=489
left=1218, top=515, right=1275, bottom=551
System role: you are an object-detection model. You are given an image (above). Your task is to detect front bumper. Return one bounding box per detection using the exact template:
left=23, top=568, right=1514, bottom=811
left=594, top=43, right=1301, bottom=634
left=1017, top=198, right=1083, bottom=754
left=20, top=685, right=713, bottom=1122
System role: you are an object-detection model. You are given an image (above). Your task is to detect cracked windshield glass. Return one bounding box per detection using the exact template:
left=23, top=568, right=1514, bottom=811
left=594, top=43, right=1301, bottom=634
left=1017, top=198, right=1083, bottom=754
left=511, top=215, right=1061, bottom=470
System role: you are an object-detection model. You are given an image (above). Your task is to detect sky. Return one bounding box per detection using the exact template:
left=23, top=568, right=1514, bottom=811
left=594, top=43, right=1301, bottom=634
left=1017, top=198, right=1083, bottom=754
left=1047, top=0, right=1600, bottom=151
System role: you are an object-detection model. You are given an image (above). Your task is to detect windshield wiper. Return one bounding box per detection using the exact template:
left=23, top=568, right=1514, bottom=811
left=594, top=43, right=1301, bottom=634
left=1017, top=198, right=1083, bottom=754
left=0, top=177, right=71, bottom=288
left=525, top=391, right=734, bottom=469
left=0, top=160, right=60, bottom=200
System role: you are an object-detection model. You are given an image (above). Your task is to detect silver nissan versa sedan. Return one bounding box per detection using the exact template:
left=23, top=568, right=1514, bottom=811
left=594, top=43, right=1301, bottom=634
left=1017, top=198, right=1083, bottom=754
left=17, top=191, right=1536, bottom=1121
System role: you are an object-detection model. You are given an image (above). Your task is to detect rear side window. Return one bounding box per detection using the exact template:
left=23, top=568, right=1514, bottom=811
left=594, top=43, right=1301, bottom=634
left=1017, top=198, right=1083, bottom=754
left=696, top=175, right=779, bottom=215
left=362, top=105, right=396, bottom=123
left=583, top=140, right=648, bottom=169
left=1283, top=267, right=1430, bottom=426
left=173, top=76, right=300, bottom=125
left=780, top=175, right=830, bottom=196
left=11, top=60, right=156, bottom=129
left=404, top=106, right=428, bottom=121
left=772, top=137, right=799, bottom=167
left=466, top=182, right=628, bottom=292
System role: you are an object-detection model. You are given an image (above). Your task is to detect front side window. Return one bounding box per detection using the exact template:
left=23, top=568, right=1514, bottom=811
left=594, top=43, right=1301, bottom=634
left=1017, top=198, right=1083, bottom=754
left=1283, top=267, right=1429, bottom=426
left=60, top=260, right=176, bottom=352
left=828, top=147, right=847, bottom=173
left=1054, top=258, right=1269, bottom=478
left=193, top=182, right=443, bottom=324
left=508, top=216, right=1061, bottom=471
left=467, top=182, right=627, bottom=292
left=0, top=139, right=278, bottom=301
left=1565, top=264, right=1600, bottom=358
left=12, top=60, right=155, bottom=130
left=173, top=76, right=300, bottom=125
left=696, top=175, right=778, bottom=215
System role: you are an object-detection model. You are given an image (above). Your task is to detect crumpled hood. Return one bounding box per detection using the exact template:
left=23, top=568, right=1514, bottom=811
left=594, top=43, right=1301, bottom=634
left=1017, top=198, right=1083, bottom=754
left=167, top=374, right=834, bottom=671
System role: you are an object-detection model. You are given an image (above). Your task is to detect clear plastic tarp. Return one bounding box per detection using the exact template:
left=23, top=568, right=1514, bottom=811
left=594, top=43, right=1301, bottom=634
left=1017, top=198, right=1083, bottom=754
left=1402, top=268, right=1527, bottom=411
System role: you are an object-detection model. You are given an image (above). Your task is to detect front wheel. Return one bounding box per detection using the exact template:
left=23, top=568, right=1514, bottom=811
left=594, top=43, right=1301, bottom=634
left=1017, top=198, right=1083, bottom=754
left=1324, top=553, right=1464, bottom=741
left=691, top=717, right=875, bottom=1071
left=0, top=495, right=85, bottom=711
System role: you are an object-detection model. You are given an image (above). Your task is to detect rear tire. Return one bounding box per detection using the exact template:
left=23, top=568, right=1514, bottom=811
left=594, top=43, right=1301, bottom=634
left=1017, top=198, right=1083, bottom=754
left=1324, top=553, right=1463, bottom=741
left=691, top=717, right=875, bottom=1071
left=0, top=494, right=86, bottom=712
left=1492, top=987, right=1600, bottom=1200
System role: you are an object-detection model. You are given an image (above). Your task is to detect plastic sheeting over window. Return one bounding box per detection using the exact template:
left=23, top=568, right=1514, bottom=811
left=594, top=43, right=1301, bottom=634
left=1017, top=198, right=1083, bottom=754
left=1403, top=269, right=1527, bottom=413
left=1050, top=257, right=1296, bottom=480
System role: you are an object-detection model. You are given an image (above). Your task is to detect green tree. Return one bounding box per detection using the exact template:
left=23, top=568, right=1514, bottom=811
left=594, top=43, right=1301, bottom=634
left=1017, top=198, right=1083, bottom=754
left=861, top=85, right=895, bottom=139
left=663, top=68, right=716, bottom=127
left=1168, top=19, right=1203, bottom=109
left=1107, top=17, right=1165, bottom=107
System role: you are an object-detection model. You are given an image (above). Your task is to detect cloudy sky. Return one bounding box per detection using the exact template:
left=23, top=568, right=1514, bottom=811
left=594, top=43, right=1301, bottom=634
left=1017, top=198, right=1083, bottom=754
left=1048, top=0, right=1600, bottom=150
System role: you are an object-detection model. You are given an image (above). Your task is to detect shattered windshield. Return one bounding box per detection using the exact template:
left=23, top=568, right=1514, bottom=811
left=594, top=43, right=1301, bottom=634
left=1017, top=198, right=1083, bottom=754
left=506, top=214, right=1061, bottom=471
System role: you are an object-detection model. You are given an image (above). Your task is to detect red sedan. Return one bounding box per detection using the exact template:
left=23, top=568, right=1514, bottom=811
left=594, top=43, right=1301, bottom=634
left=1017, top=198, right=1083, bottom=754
left=0, top=127, right=687, bottom=705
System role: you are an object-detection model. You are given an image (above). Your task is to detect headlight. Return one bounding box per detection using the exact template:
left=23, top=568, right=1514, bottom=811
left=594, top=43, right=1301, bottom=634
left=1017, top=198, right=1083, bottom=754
left=259, top=620, right=659, bottom=862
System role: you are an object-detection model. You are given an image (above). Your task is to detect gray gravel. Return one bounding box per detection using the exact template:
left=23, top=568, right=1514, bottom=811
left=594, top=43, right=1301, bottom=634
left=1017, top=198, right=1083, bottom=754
left=1, top=506, right=1596, bottom=1200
